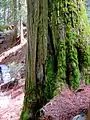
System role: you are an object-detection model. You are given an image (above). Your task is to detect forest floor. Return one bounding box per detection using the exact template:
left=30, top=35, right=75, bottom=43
left=0, top=37, right=26, bottom=120
left=42, top=85, right=90, bottom=120
left=0, top=35, right=90, bottom=120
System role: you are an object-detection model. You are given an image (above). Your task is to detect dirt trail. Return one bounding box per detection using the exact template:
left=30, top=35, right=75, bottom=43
left=0, top=93, right=24, bottom=120
left=0, top=38, right=26, bottom=120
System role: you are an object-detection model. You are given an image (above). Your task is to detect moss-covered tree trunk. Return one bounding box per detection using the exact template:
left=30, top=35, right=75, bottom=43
left=20, top=0, right=89, bottom=119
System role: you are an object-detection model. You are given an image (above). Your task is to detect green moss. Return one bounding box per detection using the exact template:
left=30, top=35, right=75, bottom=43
left=20, top=109, right=30, bottom=120
left=56, top=40, right=66, bottom=90
left=66, top=37, right=80, bottom=89
left=44, top=55, right=56, bottom=100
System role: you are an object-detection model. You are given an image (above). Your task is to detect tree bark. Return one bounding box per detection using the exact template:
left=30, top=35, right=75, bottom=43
left=21, top=0, right=89, bottom=119
left=20, top=0, right=48, bottom=119
left=13, top=0, right=17, bottom=42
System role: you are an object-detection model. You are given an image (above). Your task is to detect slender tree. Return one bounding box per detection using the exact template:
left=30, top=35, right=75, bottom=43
left=13, top=0, right=17, bottom=41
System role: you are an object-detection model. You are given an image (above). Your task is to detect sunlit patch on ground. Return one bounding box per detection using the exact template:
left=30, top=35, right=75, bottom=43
left=0, top=93, right=24, bottom=120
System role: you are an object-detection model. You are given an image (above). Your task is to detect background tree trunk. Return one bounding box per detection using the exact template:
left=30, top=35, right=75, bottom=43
left=13, top=0, right=17, bottom=42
